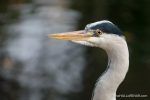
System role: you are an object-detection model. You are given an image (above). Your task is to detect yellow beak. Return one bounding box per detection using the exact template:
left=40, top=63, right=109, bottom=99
left=48, top=30, right=92, bottom=41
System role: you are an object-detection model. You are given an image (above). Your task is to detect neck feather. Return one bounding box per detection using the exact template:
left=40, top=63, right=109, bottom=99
left=92, top=38, right=129, bottom=100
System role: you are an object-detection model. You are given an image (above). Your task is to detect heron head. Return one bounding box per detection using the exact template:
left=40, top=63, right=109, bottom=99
left=49, top=20, right=124, bottom=49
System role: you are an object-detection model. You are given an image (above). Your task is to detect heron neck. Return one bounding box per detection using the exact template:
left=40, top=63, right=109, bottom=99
left=92, top=40, right=129, bottom=100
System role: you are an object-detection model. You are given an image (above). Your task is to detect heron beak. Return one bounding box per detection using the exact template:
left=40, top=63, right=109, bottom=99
left=48, top=30, right=92, bottom=41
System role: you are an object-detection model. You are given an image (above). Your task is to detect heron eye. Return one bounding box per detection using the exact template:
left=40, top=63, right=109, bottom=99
left=95, top=29, right=102, bottom=36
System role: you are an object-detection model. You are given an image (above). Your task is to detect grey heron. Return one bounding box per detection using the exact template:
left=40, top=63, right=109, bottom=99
left=49, top=20, right=129, bottom=100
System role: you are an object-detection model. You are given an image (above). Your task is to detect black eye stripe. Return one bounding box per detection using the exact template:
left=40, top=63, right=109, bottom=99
left=85, top=21, right=123, bottom=36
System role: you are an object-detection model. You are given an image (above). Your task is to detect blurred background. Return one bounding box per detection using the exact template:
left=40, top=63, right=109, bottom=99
left=0, top=0, right=150, bottom=100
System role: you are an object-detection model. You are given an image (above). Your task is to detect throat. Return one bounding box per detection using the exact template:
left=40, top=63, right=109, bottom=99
left=92, top=40, right=129, bottom=100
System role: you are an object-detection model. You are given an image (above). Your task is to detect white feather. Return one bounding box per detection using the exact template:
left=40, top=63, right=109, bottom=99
left=72, top=33, right=129, bottom=100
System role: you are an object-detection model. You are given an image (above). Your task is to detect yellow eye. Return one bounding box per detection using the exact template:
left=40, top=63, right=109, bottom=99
left=95, top=29, right=102, bottom=36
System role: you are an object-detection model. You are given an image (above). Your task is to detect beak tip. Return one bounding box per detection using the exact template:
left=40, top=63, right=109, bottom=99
left=48, top=30, right=89, bottom=41
left=48, top=34, right=56, bottom=38
left=48, top=34, right=52, bottom=38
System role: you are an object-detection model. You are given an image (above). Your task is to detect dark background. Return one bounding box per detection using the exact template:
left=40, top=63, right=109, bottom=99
left=71, top=0, right=150, bottom=100
left=0, top=0, right=150, bottom=100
